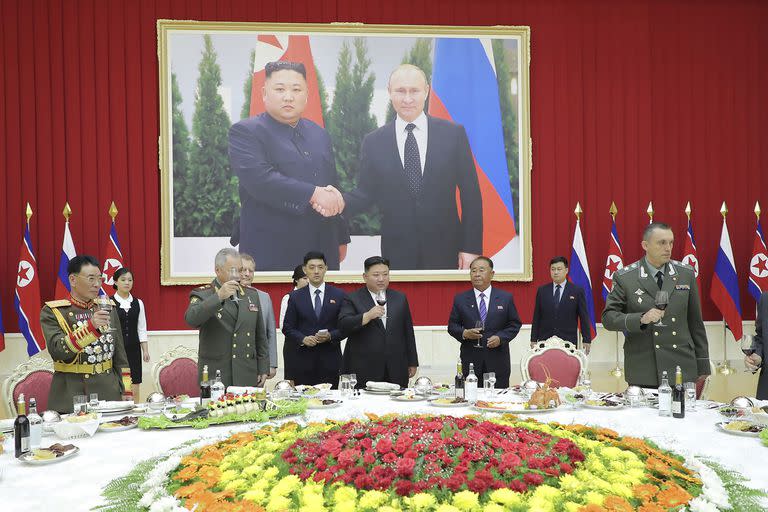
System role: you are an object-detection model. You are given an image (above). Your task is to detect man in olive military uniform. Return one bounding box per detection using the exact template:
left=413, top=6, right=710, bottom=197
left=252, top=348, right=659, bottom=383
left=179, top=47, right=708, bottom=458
left=41, top=255, right=130, bottom=413
left=602, top=222, right=710, bottom=388
left=185, top=248, right=269, bottom=388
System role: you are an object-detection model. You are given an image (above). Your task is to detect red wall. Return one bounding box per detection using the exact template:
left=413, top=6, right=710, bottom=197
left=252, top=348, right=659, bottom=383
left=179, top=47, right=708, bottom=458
left=1, top=0, right=767, bottom=333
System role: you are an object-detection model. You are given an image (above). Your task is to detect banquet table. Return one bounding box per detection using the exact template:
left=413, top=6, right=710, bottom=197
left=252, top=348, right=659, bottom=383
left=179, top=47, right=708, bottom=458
left=1, top=393, right=767, bottom=511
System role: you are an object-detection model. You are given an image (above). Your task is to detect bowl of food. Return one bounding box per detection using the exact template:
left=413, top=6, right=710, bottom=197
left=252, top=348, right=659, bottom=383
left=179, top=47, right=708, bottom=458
left=53, top=412, right=101, bottom=439
left=717, top=405, right=750, bottom=419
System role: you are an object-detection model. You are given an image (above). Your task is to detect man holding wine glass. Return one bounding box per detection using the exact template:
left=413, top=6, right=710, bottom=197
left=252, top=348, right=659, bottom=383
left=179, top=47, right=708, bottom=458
left=447, top=256, right=522, bottom=389
left=185, top=248, right=269, bottom=388
left=603, top=223, right=710, bottom=389
left=745, top=291, right=768, bottom=399
left=40, top=255, right=131, bottom=413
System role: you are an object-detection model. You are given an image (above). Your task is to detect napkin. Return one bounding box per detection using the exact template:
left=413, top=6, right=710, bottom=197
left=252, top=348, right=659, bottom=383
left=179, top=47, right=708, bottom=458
left=365, top=381, right=400, bottom=390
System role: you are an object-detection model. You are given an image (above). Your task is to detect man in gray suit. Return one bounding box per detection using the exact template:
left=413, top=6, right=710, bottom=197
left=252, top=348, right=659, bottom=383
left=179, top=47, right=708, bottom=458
left=240, top=253, right=278, bottom=380
left=185, top=248, right=269, bottom=387
left=602, top=222, right=710, bottom=388
left=745, top=291, right=768, bottom=399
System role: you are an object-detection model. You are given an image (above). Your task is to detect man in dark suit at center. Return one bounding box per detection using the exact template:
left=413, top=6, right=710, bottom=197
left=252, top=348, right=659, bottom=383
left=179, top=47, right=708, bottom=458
left=448, top=256, right=522, bottom=388
left=321, top=64, right=483, bottom=270
left=281, top=251, right=346, bottom=386
left=530, top=256, right=594, bottom=353
left=338, top=256, right=419, bottom=388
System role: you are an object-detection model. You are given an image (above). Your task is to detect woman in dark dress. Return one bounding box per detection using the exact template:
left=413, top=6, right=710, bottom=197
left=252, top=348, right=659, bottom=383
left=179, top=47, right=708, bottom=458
left=112, top=268, right=150, bottom=401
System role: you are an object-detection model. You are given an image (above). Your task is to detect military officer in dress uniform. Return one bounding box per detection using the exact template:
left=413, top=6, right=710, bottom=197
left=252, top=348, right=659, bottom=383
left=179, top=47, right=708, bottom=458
left=602, top=222, right=710, bottom=388
left=41, top=255, right=130, bottom=413
left=185, top=248, right=269, bottom=388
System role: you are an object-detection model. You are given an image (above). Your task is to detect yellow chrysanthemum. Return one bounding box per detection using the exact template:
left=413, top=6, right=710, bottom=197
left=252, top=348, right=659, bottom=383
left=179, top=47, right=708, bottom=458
left=410, top=492, right=437, bottom=510
left=224, top=478, right=247, bottom=491
left=242, top=488, right=267, bottom=504
left=358, top=490, right=388, bottom=510
left=219, top=469, right=239, bottom=484
left=332, top=486, right=357, bottom=504
left=379, top=506, right=401, bottom=512
left=488, top=488, right=522, bottom=506
left=271, top=475, right=301, bottom=497
left=452, top=490, right=479, bottom=511
left=263, top=466, right=280, bottom=480
left=584, top=491, right=605, bottom=505
left=434, top=505, right=461, bottom=512
left=558, top=474, right=582, bottom=492
left=562, top=502, right=582, bottom=512
left=266, top=495, right=293, bottom=512
left=333, top=502, right=357, bottom=512
left=483, top=504, right=506, bottom=512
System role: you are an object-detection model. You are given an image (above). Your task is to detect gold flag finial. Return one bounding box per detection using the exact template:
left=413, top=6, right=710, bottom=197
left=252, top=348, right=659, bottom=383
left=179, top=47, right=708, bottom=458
left=62, top=202, right=72, bottom=221
left=108, top=201, right=118, bottom=220
left=574, top=202, right=583, bottom=221
left=685, top=201, right=692, bottom=219
left=25, top=203, right=33, bottom=222
left=720, top=201, right=728, bottom=219
left=755, top=201, right=761, bottom=219
left=609, top=201, right=618, bottom=220
left=646, top=201, right=654, bottom=223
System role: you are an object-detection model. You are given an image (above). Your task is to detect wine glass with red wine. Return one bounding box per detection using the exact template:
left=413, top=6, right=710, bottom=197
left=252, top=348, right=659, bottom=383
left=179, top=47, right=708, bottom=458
left=375, top=290, right=387, bottom=321
left=654, top=291, right=669, bottom=327
left=741, top=335, right=757, bottom=372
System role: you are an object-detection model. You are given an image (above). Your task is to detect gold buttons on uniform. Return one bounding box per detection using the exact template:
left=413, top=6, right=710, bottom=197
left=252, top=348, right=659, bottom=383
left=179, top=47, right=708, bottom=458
left=233, top=344, right=237, bottom=348
left=654, top=332, right=659, bottom=336
left=247, top=332, right=250, bottom=336
left=247, top=344, right=250, bottom=347
left=655, top=345, right=660, bottom=349
left=233, top=355, right=237, bottom=359
left=234, top=333, right=237, bottom=338
left=673, top=344, right=677, bottom=348
left=85, top=374, right=90, bottom=379
left=672, top=318, right=676, bottom=322
left=672, top=331, right=677, bottom=336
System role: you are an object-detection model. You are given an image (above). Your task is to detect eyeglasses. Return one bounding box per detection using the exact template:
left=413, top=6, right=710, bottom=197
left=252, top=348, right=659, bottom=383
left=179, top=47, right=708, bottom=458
left=77, top=274, right=103, bottom=285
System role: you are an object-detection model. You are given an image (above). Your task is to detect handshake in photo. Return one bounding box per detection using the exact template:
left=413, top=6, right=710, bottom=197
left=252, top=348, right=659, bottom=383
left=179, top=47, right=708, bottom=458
left=311, top=185, right=346, bottom=217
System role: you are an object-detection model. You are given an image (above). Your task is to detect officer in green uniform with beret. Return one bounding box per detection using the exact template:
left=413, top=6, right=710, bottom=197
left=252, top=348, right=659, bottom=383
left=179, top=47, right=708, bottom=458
left=41, top=255, right=130, bottom=413
left=602, top=222, right=710, bottom=388
left=185, top=248, right=269, bottom=388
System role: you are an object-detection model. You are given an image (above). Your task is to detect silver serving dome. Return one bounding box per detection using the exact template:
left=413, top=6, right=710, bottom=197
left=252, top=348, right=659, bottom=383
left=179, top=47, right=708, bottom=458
left=146, top=392, right=167, bottom=410
left=730, top=396, right=755, bottom=408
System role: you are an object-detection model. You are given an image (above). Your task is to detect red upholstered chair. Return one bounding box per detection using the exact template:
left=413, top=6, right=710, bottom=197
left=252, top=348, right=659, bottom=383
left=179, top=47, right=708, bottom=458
left=152, top=345, right=200, bottom=397
left=520, top=337, right=587, bottom=388
left=3, top=356, right=54, bottom=415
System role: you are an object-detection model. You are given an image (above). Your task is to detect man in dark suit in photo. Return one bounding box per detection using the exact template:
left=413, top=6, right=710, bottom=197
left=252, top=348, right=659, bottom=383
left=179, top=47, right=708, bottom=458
left=447, top=256, right=522, bottom=388
left=746, top=291, right=768, bottom=399
left=338, top=256, right=419, bottom=388
left=320, top=64, right=482, bottom=270
left=530, top=256, right=594, bottom=353
left=281, top=251, right=346, bottom=386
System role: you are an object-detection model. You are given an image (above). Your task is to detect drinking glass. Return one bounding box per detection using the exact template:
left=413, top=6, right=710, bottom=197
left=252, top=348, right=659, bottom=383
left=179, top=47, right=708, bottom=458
left=338, top=375, right=351, bottom=398
left=474, top=320, right=485, bottom=349
left=375, top=291, right=387, bottom=321
left=228, top=267, right=242, bottom=302
left=89, top=393, right=99, bottom=411
left=73, top=395, right=87, bottom=414
left=348, top=374, right=358, bottom=398
left=95, top=297, right=116, bottom=332
left=654, top=291, right=669, bottom=327
left=741, top=335, right=758, bottom=372
left=483, top=372, right=496, bottom=399
left=683, top=382, right=696, bottom=411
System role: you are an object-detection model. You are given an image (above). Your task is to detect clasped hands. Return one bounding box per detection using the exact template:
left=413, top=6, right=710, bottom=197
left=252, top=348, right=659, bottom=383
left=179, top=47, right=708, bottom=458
left=311, top=185, right=345, bottom=217
left=303, top=329, right=332, bottom=347
left=463, top=328, right=501, bottom=348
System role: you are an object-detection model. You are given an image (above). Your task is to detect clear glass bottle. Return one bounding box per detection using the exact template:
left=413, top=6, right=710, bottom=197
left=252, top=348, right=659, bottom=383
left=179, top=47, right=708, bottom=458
left=465, top=363, right=478, bottom=402
left=211, top=369, right=226, bottom=402
left=27, top=397, right=43, bottom=449
left=658, top=371, right=672, bottom=417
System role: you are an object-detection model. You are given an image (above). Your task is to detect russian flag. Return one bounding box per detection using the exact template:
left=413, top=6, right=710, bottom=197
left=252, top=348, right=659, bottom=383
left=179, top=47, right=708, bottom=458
left=602, top=220, right=624, bottom=302
left=748, top=219, right=768, bottom=301
left=54, top=220, right=77, bottom=299
left=14, top=222, right=46, bottom=356
left=710, top=217, right=743, bottom=340
left=428, top=38, right=516, bottom=257
left=570, top=219, right=597, bottom=339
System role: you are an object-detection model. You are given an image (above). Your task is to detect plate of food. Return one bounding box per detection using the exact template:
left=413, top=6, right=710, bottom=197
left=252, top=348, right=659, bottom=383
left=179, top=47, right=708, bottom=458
left=98, top=416, right=139, bottom=432
left=296, top=384, right=332, bottom=397
left=583, top=399, right=625, bottom=410
left=19, top=444, right=79, bottom=465
left=392, top=392, right=426, bottom=402
left=306, top=398, right=343, bottom=409
left=429, top=397, right=469, bottom=408
left=716, top=420, right=766, bottom=437
left=473, top=400, right=559, bottom=413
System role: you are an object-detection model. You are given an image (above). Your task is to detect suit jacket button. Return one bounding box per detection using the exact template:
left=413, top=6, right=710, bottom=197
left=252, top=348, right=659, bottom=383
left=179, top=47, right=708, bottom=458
left=672, top=331, right=677, bottom=336
left=654, top=332, right=659, bottom=336
left=234, top=333, right=238, bottom=338
left=655, top=344, right=660, bottom=349
left=673, top=344, right=677, bottom=348
left=85, top=374, right=90, bottom=379
left=247, top=332, right=250, bottom=336
left=247, top=343, right=251, bottom=347
left=233, top=344, right=237, bottom=348
left=233, top=354, right=237, bottom=359
left=672, top=317, right=676, bottom=322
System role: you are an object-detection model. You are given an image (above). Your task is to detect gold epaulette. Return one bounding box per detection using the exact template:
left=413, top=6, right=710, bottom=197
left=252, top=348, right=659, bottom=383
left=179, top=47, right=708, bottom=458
left=45, top=299, right=71, bottom=308
left=197, top=284, right=212, bottom=290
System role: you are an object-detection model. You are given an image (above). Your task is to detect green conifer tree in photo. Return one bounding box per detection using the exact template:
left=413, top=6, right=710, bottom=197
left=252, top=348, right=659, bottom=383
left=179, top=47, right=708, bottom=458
left=240, top=49, right=255, bottom=120
left=492, top=39, right=519, bottom=229
left=172, top=72, right=192, bottom=237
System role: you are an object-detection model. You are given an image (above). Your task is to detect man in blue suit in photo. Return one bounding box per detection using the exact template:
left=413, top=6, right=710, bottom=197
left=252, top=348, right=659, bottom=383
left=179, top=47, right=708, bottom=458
left=530, top=256, right=594, bottom=353
left=281, top=251, right=347, bottom=386
left=447, top=256, right=522, bottom=388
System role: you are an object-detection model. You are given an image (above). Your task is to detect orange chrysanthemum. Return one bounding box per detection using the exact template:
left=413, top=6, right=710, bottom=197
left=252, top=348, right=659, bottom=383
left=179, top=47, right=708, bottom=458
left=197, top=466, right=222, bottom=486
left=655, top=483, right=692, bottom=508
left=632, top=483, right=659, bottom=503
left=174, top=465, right=199, bottom=482
left=638, top=504, right=666, bottom=512
left=578, top=505, right=607, bottom=512
left=603, top=496, right=634, bottom=512
left=175, top=481, right=208, bottom=499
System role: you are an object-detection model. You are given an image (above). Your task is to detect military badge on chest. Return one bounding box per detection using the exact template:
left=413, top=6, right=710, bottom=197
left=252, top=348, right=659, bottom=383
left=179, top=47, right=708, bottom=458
left=248, top=297, right=258, bottom=312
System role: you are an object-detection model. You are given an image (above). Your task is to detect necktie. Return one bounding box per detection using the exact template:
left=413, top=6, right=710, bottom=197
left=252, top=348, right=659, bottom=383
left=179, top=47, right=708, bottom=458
left=314, top=289, right=322, bottom=319
left=404, top=123, right=422, bottom=196
left=478, top=293, right=487, bottom=323
left=554, top=284, right=562, bottom=306
left=656, top=271, right=664, bottom=290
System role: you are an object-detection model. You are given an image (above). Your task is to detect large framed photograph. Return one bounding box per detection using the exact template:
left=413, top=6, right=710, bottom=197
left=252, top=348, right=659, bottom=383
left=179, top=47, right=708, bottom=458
left=159, top=21, right=531, bottom=284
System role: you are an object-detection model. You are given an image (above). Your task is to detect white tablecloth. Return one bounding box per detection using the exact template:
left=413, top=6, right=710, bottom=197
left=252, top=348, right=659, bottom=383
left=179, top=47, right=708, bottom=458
left=1, top=394, right=766, bottom=511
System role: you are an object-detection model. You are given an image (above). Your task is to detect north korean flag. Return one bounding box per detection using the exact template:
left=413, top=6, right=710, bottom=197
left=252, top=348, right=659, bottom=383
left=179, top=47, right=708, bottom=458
left=748, top=219, right=768, bottom=302
left=602, top=220, right=624, bottom=302
left=14, top=223, right=46, bottom=356
left=101, top=221, right=124, bottom=290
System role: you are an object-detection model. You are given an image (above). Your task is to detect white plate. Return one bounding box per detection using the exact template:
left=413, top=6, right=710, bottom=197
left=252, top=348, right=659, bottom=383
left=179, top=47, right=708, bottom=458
left=716, top=421, right=765, bottom=438
left=365, top=387, right=399, bottom=395
left=18, top=446, right=80, bottom=465
left=306, top=401, right=343, bottom=409
left=474, top=404, right=559, bottom=414
left=391, top=395, right=426, bottom=402
left=429, top=399, right=470, bottom=408
left=93, top=405, right=135, bottom=415
left=583, top=403, right=625, bottom=410
left=98, top=420, right=139, bottom=432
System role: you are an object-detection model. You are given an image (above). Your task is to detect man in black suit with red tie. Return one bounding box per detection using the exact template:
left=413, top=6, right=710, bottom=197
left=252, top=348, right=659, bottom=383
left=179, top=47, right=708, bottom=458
left=530, top=256, right=594, bottom=353
left=448, top=256, right=522, bottom=388
left=281, top=251, right=346, bottom=386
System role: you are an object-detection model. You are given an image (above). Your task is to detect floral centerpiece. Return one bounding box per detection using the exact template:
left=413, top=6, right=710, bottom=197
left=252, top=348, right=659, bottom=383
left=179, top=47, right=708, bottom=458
left=100, top=413, right=766, bottom=512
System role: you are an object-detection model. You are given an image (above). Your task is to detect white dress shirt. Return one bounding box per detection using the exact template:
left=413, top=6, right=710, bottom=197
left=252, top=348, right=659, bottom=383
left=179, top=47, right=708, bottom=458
left=473, top=286, right=492, bottom=312
left=112, top=293, right=148, bottom=342
left=552, top=281, right=566, bottom=303
left=309, top=282, right=326, bottom=311
left=395, top=112, right=428, bottom=173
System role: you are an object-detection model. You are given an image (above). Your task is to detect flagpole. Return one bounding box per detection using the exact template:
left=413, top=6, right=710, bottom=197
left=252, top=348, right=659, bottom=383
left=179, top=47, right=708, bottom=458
left=716, top=202, right=734, bottom=375
left=574, top=202, right=583, bottom=354
left=608, top=201, right=623, bottom=378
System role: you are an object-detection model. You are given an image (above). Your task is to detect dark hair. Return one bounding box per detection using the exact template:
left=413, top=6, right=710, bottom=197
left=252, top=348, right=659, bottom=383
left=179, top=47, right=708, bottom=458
left=549, top=256, right=569, bottom=267
left=364, top=256, right=390, bottom=272
left=470, top=256, right=494, bottom=269
left=291, top=265, right=306, bottom=286
left=265, top=61, right=307, bottom=80
left=67, top=255, right=100, bottom=276
left=643, top=222, right=672, bottom=241
left=112, top=267, right=132, bottom=290
left=303, top=251, right=326, bottom=265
